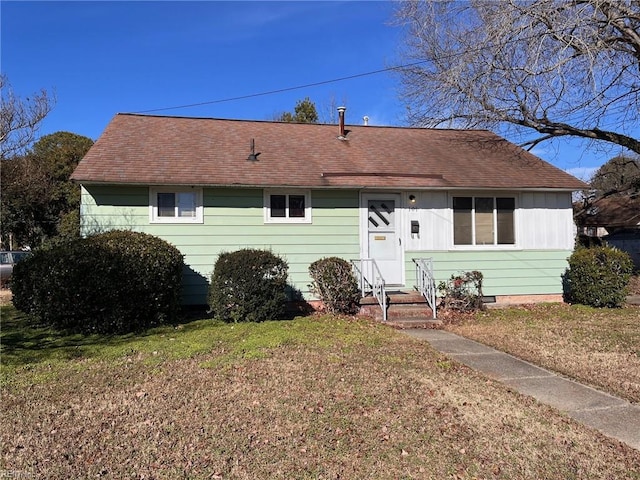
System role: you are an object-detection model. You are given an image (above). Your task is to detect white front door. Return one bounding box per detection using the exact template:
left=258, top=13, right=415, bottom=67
left=364, top=194, right=403, bottom=285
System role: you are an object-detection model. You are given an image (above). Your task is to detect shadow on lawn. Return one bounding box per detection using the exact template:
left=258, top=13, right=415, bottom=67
left=0, top=306, right=211, bottom=367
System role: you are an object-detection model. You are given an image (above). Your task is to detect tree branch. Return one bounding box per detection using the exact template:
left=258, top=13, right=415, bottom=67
left=0, top=75, right=55, bottom=160
left=396, top=0, right=640, bottom=155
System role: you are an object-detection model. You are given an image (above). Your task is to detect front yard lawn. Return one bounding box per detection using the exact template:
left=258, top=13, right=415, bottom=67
left=445, top=303, right=640, bottom=404
left=1, top=305, right=639, bottom=479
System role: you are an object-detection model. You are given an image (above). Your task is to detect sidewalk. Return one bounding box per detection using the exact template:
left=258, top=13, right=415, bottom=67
left=403, top=328, right=640, bottom=451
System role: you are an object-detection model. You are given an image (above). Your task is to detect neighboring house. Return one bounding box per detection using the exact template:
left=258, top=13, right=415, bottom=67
left=575, top=195, right=640, bottom=268
left=71, top=111, right=587, bottom=306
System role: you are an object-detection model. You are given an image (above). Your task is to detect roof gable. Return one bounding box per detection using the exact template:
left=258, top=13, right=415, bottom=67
left=72, top=113, right=588, bottom=191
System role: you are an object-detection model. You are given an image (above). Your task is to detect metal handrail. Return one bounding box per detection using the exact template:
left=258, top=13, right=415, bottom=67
left=351, top=258, right=387, bottom=322
left=413, top=258, right=437, bottom=319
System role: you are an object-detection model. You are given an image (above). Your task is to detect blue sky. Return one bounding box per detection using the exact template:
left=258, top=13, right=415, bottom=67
left=1, top=1, right=625, bottom=180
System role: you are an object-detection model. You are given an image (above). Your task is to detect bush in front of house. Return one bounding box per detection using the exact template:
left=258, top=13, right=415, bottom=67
left=437, top=270, right=485, bottom=312
left=308, top=257, right=361, bottom=315
left=11, top=230, right=184, bottom=334
left=10, top=247, right=49, bottom=315
left=209, top=249, right=288, bottom=322
left=564, top=246, right=632, bottom=308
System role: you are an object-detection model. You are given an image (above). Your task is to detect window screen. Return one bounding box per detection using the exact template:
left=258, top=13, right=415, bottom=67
left=289, top=195, right=306, bottom=218
left=157, top=193, right=176, bottom=217
left=496, top=197, right=515, bottom=244
left=453, top=197, right=472, bottom=245
left=270, top=195, right=286, bottom=217
left=475, top=197, right=494, bottom=245
left=177, top=192, right=196, bottom=218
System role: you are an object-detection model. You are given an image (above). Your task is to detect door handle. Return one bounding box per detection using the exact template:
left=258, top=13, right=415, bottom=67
left=399, top=238, right=402, bottom=246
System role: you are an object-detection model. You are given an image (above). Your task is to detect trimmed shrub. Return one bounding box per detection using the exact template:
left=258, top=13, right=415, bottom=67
left=308, top=257, right=360, bottom=315
left=10, top=248, right=48, bottom=315
left=437, top=270, right=484, bottom=312
left=11, top=230, right=184, bottom=333
left=209, top=249, right=288, bottom=322
left=564, top=246, right=632, bottom=308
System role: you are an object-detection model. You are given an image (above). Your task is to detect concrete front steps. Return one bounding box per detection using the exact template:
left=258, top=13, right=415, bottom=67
left=359, top=290, right=442, bottom=329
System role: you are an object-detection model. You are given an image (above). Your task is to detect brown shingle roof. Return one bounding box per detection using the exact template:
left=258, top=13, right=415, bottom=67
left=71, top=113, right=587, bottom=190
left=575, top=196, right=640, bottom=228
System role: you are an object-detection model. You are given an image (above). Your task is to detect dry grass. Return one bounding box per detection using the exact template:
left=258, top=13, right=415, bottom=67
left=2, top=306, right=639, bottom=479
left=445, top=303, right=640, bottom=404
left=0, top=289, right=11, bottom=307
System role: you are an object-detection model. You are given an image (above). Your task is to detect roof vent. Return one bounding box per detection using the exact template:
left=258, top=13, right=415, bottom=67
left=363, top=116, right=369, bottom=126
left=337, top=106, right=346, bottom=139
left=247, top=138, right=260, bottom=161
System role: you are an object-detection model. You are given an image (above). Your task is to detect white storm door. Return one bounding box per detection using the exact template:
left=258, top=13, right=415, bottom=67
left=366, top=195, right=403, bottom=285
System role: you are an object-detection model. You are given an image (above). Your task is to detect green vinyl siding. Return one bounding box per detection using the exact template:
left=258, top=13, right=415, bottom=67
left=81, top=185, right=575, bottom=305
left=81, top=185, right=360, bottom=305
left=80, top=186, right=149, bottom=232
left=405, top=250, right=572, bottom=296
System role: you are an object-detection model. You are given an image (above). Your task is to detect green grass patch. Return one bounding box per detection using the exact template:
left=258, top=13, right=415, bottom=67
left=0, top=305, right=386, bottom=387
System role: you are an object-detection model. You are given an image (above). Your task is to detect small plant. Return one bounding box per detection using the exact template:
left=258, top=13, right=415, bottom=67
left=438, top=270, right=484, bottom=312
left=564, top=246, right=632, bottom=308
left=209, top=249, right=288, bottom=322
left=308, top=257, right=361, bottom=315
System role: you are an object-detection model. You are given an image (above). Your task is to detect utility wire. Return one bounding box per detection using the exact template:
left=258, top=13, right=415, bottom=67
left=132, top=26, right=562, bottom=115
left=131, top=28, right=559, bottom=115
left=133, top=61, right=427, bottom=114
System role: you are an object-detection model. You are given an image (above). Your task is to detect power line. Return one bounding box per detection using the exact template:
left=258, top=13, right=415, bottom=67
left=130, top=28, right=554, bottom=115
left=133, top=61, right=427, bottom=114
left=130, top=27, right=564, bottom=115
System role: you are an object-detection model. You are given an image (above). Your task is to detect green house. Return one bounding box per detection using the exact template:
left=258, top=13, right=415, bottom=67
left=71, top=111, right=587, bottom=307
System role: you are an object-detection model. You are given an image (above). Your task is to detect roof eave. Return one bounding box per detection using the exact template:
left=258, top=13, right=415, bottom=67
left=74, top=178, right=585, bottom=192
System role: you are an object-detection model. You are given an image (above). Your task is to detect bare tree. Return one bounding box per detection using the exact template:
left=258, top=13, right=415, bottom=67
left=395, top=0, right=640, bottom=154
left=0, top=75, right=55, bottom=160
left=319, top=94, right=349, bottom=124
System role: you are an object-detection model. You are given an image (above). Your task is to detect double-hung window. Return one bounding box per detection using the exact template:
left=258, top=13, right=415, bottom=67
left=264, top=189, right=311, bottom=223
left=453, top=196, right=515, bottom=246
left=150, top=187, right=203, bottom=223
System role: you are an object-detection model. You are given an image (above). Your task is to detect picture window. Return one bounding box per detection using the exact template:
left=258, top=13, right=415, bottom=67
left=453, top=196, right=515, bottom=246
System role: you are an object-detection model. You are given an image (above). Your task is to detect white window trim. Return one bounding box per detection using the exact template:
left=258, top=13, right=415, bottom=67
left=449, top=193, right=519, bottom=249
left=263, top=189, right=312, bottom=224
left=149, top=187, right=203, bottom=224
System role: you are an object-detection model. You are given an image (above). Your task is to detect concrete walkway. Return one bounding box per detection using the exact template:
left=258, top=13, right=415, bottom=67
left=627, top=295, right=640, bottom=306
left=403, top=329, right=640, bottom=450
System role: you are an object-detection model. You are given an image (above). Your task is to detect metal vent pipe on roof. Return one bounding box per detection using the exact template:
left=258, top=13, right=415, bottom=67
left=337, top=106, right=346, bottom=138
